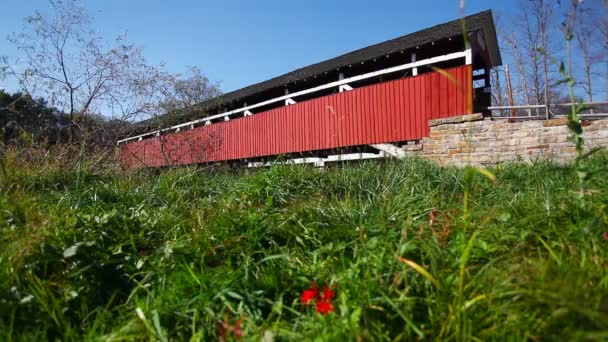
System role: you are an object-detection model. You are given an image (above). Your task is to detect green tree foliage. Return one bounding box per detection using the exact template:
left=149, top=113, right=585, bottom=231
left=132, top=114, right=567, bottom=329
left=0, top=90, right=64, bottom=132
left=0, top=90, right=71, bottom=145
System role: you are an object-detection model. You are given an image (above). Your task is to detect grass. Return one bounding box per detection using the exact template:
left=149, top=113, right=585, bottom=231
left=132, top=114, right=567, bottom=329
left=1, top=150, right=607, bottom=341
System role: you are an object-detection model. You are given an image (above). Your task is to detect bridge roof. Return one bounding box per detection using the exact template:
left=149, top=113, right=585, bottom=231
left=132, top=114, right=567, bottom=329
left=131, top=10, right=500, bottom=133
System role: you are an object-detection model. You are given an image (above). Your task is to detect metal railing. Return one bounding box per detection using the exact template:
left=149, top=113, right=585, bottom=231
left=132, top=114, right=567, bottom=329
left=488, top=101, right=608, bottom=119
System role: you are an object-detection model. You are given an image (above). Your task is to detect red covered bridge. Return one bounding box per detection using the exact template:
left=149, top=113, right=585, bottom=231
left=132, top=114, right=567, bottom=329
left=118, top=11, right=501, bottom=168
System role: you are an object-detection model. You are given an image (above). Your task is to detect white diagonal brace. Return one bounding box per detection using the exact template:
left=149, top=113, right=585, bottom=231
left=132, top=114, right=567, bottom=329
left=369, top=143, right=407, bottom=158
left=339, top=84, right=353, bottom=92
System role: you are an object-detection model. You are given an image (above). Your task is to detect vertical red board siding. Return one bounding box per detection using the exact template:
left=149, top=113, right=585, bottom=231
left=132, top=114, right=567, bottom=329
left=120, top=65, right=472, bottom=168
left=381, top=83, right=388, bottom=142
left=402, top=78, right=410, bottom=139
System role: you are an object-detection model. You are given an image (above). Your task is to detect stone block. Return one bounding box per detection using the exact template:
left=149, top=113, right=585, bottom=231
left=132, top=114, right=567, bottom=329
left=543, top=118, right=568, bottom=127
left=428, top=113, right=484, bottom=127
left=402, top=144, right=422, bottom=151
left=429, top=131, right=447, bottom=138
left=561, top=146, right=577, bottom=154
left=423, top=144, right=440, bottom=151
left=526, top=144, right=550, bottom=150
left=520, top=121, right=543, bottom=128
left=582, top=124, right=601, bottom=132
left=512, top=130, right=532, bottom=138
left=594, top=130, right=608, bottom=138
left=519, top=137, right=541, bottom=145
left=546, top=126, right=570, bottom=135
left=541, top=135, right=568, bottom=144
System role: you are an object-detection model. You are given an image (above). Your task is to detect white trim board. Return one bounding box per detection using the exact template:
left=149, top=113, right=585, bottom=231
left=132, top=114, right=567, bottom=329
left=246, top=152, right=387, bottom=168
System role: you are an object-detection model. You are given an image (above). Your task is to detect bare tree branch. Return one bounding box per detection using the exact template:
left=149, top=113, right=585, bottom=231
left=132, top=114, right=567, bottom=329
left=5, top=0, right=172, bottom=129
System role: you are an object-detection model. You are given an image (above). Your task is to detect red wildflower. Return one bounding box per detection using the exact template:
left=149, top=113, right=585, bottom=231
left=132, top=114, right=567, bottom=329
left=603, top=232, right=608, bottom=241
left=231, top=319, right=243, bottom=339
left=301, top=282, right=318, bottom=304
left=322, top=285, right=335, bottom=301
left=301, top=282, right=336, bottom=315
left=217, top=314, right=243, bottom=341
left=315, top=299, right=334, bottom=315
left=301, top=288, right=318, bottom=304
left=429, top=208, right=437, bottom=227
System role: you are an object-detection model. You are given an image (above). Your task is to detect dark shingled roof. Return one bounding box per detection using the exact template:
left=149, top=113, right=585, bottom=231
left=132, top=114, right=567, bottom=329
left=202, top=10, right=500, bottom=108
left=131, top=10, right=500, bottom=132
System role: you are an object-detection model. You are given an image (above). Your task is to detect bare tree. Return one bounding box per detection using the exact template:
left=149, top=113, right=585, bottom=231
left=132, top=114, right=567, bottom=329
left=572, top=0, right=606, bottom=103
left=535, top=0, right=552, bottom=116
left=499, top=0, right=561, bottom=116
left=3, top=0, right=170, bottom=124
left=597, top=0, right=608, bottom=100
left=502, top=31, right=532, bottom=107
left=521, top=0, right=554, bottom=115
left=491, top=67, right=505, bottom=107
left=489, top=14, right=507, bottom=113
left=162, top=66, right=222, bottom=112
left=576, top=18, right=594, bottom=102
left=134, top=66, right=223, bottom=131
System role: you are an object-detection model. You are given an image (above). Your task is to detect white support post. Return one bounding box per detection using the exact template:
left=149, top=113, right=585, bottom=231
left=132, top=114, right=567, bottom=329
left=339, top=84, right=353, bottom=92
left=284, top=89, right=296, bottom=105
left=465, top=43, right=472, bottom=65
left=369, top=143, right=407, bottom=158
left=205, top=121, right=211, bottom=126
left=411, top=53, right=418, bottom=76
left=224, top=116, right=230, bottom=122
left=338, top=73, right=353, bottom=92
left=243, top=102, right=252, bottom=116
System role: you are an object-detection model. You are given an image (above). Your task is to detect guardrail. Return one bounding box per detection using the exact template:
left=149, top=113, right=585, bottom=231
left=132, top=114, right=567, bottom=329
left=488, top=102, right=608, bottom=119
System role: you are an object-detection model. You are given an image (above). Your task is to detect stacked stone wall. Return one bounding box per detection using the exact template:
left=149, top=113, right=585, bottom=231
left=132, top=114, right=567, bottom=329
left=407, top=114, right=608, bottom=165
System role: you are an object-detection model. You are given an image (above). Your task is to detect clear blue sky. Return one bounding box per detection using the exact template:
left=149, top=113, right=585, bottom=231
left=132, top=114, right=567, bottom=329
left=0, top=0, right=517, bottom=93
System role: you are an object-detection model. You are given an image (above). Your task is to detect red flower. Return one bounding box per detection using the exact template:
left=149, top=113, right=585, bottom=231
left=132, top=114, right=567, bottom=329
left=231, top=319, right=243, bottom=339
left=322, top=285, right=334, bottom=301
left=218, top=314, right=243, bottom=341
left=603, top=232, right=608, bottom=241
left=301, top=287, right=318, bottom=304
left=315, top=299, right=334, bottom=315
left=429, top=208, right=437, bottom=227
left=301, top=282, right=336, bottom=315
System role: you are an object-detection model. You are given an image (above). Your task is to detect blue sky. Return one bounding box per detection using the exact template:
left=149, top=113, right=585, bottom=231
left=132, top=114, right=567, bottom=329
left=0, top=0, right=518, bottom=93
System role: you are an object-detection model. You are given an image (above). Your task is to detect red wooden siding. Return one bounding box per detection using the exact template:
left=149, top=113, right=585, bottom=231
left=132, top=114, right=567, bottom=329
left=120, top=65, right=472, bottom=168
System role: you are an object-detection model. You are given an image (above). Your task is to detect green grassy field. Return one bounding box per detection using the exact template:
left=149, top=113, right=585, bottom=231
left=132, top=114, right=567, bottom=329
left=1, top=153, right=607, bottom=341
